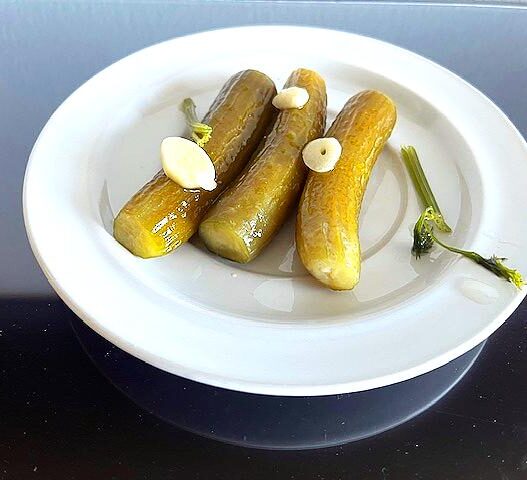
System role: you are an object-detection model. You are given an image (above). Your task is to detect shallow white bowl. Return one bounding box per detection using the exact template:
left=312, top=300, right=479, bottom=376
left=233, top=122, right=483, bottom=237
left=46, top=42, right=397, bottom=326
left=24, top=26, right=527, bottom=396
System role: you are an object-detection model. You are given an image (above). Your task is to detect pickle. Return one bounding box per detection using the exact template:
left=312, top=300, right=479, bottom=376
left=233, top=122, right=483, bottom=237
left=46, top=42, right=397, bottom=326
left=199, top=69, right=327, bottom=263
left=113, top=70, right=277, bottom=258
left=296, top=90, right=397, bottom=290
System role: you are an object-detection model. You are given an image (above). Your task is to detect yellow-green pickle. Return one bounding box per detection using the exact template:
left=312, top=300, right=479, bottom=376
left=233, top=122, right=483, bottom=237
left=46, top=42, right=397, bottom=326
left=199, top=68, right=327, bottom=263
left=113, top=70, right=277, bottom=258
left=296, top=90, right=397, bottom=290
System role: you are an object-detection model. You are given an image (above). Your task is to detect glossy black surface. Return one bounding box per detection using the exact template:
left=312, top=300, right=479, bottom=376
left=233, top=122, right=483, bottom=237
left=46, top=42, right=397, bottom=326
left=2, top=1, right=527, bottom=479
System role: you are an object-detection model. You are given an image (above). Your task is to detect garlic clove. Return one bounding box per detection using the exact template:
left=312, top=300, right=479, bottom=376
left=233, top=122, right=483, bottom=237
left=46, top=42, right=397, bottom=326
left=302, top=137, right=342, bottom=173
left=272, top=87, right=310, bottom=110
left=161, top=136, right=217, bottom=190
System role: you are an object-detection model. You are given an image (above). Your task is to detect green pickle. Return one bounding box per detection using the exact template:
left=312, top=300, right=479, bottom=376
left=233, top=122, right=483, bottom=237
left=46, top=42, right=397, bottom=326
left=113, top=70, right=277, bottom=258
left=199, top=68, right=327, bottom=263
left=296, top=90, right=397, bottom=290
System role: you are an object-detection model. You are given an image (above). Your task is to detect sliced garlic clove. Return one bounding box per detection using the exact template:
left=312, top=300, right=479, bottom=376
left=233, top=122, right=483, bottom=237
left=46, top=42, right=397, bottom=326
left=272, top=87, right=310, bottom=110
left=302, top=137, right=342, bottom=173
left=161, top=136, right=217, bottom=190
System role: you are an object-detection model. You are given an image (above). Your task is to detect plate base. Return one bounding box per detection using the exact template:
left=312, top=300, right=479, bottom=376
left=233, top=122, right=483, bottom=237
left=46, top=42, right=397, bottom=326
left=72, top=316, right=484, bottom=450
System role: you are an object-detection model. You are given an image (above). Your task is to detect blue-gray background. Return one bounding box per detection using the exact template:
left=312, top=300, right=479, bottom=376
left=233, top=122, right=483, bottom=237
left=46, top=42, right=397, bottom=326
left=1, top=1, right=527, bottom=296
left=2, top=4, right=527, bottom=479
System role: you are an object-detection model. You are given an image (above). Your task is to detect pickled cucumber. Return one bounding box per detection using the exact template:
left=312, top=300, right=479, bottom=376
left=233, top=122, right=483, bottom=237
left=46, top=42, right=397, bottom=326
left=113, top=70, right=277, bottom=258
left=296, top=90, right=397, bottom=290
left=199, top=69, right=327, bottom=263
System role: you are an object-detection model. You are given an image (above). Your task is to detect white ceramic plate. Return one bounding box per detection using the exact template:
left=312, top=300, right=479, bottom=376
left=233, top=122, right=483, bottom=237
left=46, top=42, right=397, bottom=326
left=24, top=26, right=527, bottom=396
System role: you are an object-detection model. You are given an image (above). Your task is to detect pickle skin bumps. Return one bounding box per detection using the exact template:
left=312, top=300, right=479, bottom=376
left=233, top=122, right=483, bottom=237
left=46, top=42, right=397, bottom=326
left=199, top=68, right=327, bottom=263
left=113, top=70, right=277, bottom=258
left=296, top=90, right=397, bottom=291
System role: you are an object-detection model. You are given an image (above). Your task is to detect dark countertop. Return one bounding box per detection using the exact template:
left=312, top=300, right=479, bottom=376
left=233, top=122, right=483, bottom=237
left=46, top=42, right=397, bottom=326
left=1, top=2, right=527, bottom=479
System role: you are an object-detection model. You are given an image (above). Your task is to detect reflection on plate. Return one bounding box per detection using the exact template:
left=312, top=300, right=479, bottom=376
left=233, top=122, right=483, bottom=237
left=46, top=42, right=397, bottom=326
left=72, top=317, right=485, bottom=449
